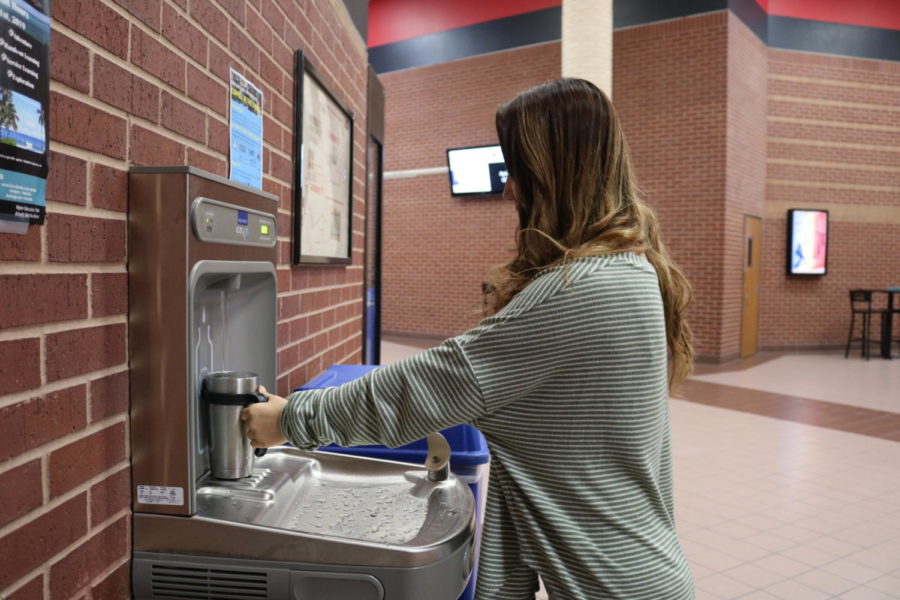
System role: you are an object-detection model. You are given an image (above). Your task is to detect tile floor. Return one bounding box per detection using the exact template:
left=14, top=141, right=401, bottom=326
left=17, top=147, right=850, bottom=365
left=380, top=340, right=900, bottom=599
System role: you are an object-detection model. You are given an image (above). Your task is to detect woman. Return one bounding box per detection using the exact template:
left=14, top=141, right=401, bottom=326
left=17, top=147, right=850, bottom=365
left=244, top=78, right=695, bottom=599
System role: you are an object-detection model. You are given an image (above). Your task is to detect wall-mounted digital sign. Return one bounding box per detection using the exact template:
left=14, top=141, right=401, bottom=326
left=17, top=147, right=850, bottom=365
left=787, top=209, right=829, bottom=275
left=447, top=145, right=506, bottom=196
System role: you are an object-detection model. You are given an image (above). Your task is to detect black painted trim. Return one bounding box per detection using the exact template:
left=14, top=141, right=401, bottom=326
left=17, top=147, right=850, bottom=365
left=768, top=16, right=900, bottom=62
left=369, top=6, right=561, bottom=73
left=613, top=0, right=726, bottom=29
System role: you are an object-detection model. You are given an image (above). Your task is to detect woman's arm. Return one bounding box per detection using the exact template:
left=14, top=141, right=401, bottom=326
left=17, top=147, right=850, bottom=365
left=243, top=337, right=485, bottom=450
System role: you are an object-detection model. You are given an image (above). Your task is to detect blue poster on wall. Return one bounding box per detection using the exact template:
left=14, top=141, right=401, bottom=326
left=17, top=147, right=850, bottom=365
left=228, top=69, right=263, bottom=190
left=0, top=0, right=51, bottom=225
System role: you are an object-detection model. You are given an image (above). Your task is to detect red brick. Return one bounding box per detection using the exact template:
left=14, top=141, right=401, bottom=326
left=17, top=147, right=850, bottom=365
left=0, top=338, right=40, bottom=396
left=187, top=64, right=228, bottom=117
left=51, top=30, right=89, bottom=93
left=49, top=422, right=127, bottom=498
left=88, top=466, right=130, bottom=526
left=91, top=55, right=132, bottom=114
left=50, top=93, right=127, bottom=159
left=90, top=561, right=130, bottom=600
left=229, top=23, right=261, bottom=71
left=131, top=28, right=185, bottom=92
left=162, top=2, right=208, bottom=64
left=207, top=117, right=229, bottom=154
left=6, top=575, right=43, bottom=600
left=91, top=165, right=128, bottom=212
left=88, top=369, right=128, bottom=422
left=0, top=274, right=88, bottom=329
left=0, top=493, right=88, bottom=590
left=0, top=225, right=41, bottom=261
left=0, top=385, right=87, bottom=462
left=46, top=152, right=87, bottom=206
left=49, top=515, right=128, bottom=599
left=45, top=324, right=127, bottom=383
left=90, top=273, right=128, bottom=319
left=207, top=42, right=235, bottom=82
left=190, top=0, right=229, bottom=45
left=0, top=460, right=43, bottom=528
left=247, top=7, right=274, bottom=54
left=129, top=124, right=185, bottom=166
left=161, top=91, right=206, bottom=143
left=47, top=214, right=126, bottom=263
left=113, top=0, right=161, bottom=31
left=132, top=75, right=162, bottom=123
left=53, top=0, right=129, bottom=59
left=218, top=0, right=246, bottom=24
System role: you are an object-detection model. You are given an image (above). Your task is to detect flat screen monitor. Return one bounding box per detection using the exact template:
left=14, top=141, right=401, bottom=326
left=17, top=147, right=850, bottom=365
left=447, top=145, right=507, bottom=196
left=787, top=209, right=828, bottom=275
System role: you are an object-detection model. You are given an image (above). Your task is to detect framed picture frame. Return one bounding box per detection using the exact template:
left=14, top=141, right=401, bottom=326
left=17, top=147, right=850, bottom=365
left=292, top=50, right=354, bottom=265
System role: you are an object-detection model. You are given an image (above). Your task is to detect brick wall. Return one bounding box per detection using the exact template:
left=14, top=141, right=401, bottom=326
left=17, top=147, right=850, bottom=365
left=723, top=12, right=768, bottom=358
left=0, top=1, right=368, bottom=598
left=760, top=49, right=900, bottom=350
left=380, top=42, right=561, bottom=337
left=614, top=12, right=730, bottom=361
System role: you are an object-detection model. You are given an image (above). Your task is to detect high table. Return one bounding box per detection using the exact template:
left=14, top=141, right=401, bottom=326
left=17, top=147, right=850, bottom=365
left=880, top=288, right=900, bottom=359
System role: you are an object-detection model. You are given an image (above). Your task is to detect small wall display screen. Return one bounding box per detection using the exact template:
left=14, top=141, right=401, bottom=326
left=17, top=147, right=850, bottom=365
left=447, top=145, right=507, bottom=196
left=787, top=209, right=829, bottom=275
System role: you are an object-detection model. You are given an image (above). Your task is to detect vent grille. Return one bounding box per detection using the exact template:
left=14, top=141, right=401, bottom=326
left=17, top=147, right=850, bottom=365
left=150, top=564, right=268, bottom=600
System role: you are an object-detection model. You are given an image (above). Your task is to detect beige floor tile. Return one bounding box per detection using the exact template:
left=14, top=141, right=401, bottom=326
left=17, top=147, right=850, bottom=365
left=690, top=353, right=900, bottom=413
left=821, top=557, right=885, bottom=585
left=749, top=554, right=813, bottom=579
left=778, top=544, right=841, bottom=567
left=737, top=591, right=780, bottom=600
left=793, top=568, right=858, bottom=595
left=765, top=579, right=831, bottom=600
left=721, top=563, right=786, bottom=588
left=695, top=573, right=756, bottom=599
left=836, top=587, right=898, bottom=600
left=865, top=574, right=900, bottom=595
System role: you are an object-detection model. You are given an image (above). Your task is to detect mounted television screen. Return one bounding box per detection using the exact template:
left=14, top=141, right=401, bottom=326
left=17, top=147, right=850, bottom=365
left=787, top=209, right=829, bottom=275
left=447, top=145, right=507, bottom=196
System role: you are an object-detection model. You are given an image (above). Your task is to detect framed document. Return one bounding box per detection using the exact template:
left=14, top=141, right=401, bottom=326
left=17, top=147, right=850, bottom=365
left=293, top=51, right=354, bottom=265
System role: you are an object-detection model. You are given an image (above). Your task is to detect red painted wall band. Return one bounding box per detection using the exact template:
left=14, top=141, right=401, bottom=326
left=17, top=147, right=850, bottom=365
left=368, top=0, right=562, bottom=47
left=768, top=0, right=900, bottom=32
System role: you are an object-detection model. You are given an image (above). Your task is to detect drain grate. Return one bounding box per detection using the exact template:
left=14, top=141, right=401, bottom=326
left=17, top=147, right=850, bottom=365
left=150, top=563, right=269, bottom=600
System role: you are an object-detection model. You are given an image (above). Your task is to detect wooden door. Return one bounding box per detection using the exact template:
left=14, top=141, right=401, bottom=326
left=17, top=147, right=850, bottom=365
left=741, top=216, right=762, bottom=357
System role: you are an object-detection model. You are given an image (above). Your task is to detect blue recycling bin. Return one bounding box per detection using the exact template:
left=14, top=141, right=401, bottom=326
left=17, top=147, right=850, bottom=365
left=297, top=364, right=490, bottom=600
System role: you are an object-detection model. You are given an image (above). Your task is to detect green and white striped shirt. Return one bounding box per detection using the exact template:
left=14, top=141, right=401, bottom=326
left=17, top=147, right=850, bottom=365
left=282, top=253, right=695, bottom=599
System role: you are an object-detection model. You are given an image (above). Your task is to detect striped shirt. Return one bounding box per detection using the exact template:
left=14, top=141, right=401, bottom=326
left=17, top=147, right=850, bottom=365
left=281, top=253, right=695, bottom=599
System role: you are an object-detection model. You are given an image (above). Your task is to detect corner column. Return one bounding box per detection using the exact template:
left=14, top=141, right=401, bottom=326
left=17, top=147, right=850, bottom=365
left=562, top=0, right=613, bottom=94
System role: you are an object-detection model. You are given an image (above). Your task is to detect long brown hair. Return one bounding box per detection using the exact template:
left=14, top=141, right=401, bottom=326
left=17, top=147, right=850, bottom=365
left=487, top=78, right=694, bottom=389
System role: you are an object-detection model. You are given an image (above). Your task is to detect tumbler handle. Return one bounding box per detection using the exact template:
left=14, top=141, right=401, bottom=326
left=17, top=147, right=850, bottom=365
left=251, top=391, right=269, bottom=457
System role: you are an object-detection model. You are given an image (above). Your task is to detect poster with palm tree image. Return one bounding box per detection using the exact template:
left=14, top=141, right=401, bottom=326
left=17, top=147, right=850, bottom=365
left=0, top=0, right=51, bottom=225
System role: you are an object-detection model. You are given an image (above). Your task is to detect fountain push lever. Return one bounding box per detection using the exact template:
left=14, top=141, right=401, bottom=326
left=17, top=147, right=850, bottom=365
left=425, top=433, right=451, bottom=482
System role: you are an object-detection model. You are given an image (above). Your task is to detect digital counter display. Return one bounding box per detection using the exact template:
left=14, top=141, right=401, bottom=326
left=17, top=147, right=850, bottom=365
left=260, top=224, right=270, bottom=235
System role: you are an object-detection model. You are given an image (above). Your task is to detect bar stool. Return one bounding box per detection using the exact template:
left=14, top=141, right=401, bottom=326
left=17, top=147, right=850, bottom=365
left=845, top=290, right=885, bottom=360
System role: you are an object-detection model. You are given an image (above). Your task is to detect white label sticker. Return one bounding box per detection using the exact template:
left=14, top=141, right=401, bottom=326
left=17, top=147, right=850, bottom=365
left=137, top=485, right=185, bottom=506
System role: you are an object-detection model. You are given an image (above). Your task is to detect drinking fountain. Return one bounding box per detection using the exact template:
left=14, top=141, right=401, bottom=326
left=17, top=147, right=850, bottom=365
left=128, top=167, right=475, bottom=600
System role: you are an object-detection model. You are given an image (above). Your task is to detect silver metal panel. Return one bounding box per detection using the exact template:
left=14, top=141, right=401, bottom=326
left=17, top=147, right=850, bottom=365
left=191, top=197, right=277, bottom=247
left=130, top=165, right=279, bottom=202
left=134, top=448, right=476, bottom=569
left=129, top=169, right=279, bottom=517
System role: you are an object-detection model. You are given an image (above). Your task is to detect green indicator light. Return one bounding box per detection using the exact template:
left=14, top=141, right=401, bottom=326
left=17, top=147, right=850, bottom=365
left=260, top=224, right=269, bottom=235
